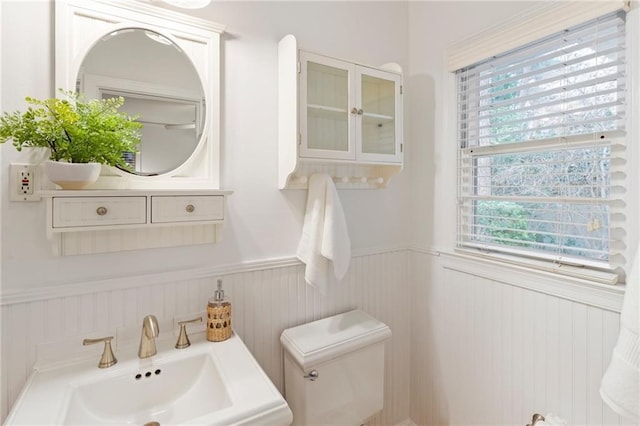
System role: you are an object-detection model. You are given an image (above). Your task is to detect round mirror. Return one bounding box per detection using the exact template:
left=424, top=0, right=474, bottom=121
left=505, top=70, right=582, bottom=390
left=77, top=28, right=205, bottom=176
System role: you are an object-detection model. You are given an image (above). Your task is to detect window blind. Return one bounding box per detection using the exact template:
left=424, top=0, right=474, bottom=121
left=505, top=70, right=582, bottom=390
left=456, top=11, right=627, bottom=281
left=447, top=0, right=630, bottom=71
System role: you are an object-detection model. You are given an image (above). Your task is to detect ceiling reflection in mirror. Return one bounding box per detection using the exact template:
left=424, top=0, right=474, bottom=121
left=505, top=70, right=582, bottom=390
left=78, top=28, right=205, bottom=175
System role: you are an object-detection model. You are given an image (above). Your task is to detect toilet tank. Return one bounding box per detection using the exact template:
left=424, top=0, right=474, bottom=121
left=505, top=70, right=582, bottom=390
left=280, top=310, right=391, bottom=426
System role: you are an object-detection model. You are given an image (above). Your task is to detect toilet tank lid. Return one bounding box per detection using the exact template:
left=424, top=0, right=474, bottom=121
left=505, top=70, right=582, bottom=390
left=280, top=310, right=391, bottom=370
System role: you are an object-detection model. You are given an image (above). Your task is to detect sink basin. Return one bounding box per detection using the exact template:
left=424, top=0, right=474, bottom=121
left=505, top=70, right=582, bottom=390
left=5, top=332, right=292, bottom=425
left=64, top=351, right=231, bottom=424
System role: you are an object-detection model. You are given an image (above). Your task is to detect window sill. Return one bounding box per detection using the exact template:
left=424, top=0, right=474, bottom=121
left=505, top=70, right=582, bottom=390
left=422, top=247, right=626, bottom=312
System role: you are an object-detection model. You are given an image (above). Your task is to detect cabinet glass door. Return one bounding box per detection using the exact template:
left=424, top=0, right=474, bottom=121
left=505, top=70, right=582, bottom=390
left=300, top=52, right=355, bottom=159
left=357, top=67, right=402, bottom=162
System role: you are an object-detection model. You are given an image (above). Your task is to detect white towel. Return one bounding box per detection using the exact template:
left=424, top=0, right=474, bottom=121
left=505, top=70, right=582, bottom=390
left=600, top=243, right=640, bottom=421
left=296, top=174, right=351, bottom=293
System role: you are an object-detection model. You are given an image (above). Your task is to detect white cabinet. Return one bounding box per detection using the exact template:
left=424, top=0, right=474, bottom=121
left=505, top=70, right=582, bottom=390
left=300, top=51, right=402, bottom=163
left=279, top=35, right=403, bottom=189
left=42, top=190, right=231, bottom=255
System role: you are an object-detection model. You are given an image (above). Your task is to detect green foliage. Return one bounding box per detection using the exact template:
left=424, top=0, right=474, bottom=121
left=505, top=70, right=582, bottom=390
left=0, top=90, right=142, bottom=169
left=476, top=200, right=532, bottom=246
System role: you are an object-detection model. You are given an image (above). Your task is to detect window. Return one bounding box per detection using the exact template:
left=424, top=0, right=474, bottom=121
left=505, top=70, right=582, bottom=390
left=456, top=12, right=627, bottom=277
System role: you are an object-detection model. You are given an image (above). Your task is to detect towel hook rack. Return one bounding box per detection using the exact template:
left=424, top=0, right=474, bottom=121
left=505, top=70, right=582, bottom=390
left=332, top=176, right=385, bottom=185
left=297, top=174, right=386, bottom=187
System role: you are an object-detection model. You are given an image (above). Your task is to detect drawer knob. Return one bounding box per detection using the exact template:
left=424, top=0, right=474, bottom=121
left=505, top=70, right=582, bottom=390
left=185, top=204, right=195, bottom=213
left=96, top=206, right=108, bottom=216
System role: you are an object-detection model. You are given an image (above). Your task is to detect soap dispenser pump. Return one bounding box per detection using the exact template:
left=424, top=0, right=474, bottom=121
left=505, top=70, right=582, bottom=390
left=207, top=278, right=232, bottom=342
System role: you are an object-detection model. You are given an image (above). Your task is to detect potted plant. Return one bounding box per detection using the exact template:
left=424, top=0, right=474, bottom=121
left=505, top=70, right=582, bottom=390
left=0, top=90, right=142, bottom=189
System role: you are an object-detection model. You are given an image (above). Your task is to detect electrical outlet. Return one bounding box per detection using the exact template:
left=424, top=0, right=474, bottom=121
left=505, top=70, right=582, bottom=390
left=19, top=169, right=33, bottom=195
left=9, top=163, right=41, bottom=202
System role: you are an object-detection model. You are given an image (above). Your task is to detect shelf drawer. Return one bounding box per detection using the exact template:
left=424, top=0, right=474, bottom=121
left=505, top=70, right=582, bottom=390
left=151, top=195, right=224, bottom=223
left=52, top=197, right=147, bottom=228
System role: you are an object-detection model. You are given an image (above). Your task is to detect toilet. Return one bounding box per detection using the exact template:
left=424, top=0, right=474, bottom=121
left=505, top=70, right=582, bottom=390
left=280, top=310, right=392, bottom=426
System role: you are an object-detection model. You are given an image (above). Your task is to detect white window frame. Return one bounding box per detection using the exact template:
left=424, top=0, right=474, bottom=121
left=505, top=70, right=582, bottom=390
left=448, top=1, right=639, bottom=285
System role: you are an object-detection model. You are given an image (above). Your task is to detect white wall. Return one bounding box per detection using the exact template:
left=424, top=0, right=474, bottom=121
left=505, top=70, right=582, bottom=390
left=407, top=1, right=639, bottom=425
left=406, top=0, right=639, bottom=259
left=410, top=251, right=631, bottom=425
left=2, top=1, right=638, bottom=425
left=0, top=1, right=412, bottom=423
left=0, top=0, right=411, bottom=293
left=406, top=0, right=541, bottom=251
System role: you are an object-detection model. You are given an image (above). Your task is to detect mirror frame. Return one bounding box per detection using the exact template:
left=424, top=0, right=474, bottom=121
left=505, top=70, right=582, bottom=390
left=55, top=0, right=225, bottom=189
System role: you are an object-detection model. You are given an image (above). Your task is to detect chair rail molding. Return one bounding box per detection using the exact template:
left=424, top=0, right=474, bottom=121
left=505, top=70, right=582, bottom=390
left=0, top=244, right=409, bottom=306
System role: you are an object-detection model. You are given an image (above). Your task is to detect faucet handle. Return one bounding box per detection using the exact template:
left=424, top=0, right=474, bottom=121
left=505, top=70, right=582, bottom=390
left=83, top=336, right=117, bottom=368
left=175, top=316, right=203, bottom=349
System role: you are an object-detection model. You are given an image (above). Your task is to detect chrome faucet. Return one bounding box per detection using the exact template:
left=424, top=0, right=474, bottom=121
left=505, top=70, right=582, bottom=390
left=138, top=315, right=159, bottom=359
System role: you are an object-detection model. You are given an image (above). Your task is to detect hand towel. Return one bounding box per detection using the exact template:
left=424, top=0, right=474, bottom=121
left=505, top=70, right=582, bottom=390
left=296, top=174, right=351, bottom=293
left=600, top=243, right=640, bottom=421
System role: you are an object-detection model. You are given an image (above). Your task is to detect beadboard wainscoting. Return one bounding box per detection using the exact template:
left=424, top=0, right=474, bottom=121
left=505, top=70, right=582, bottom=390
left=409, top=250, right=634, bottom=426
left=0, top=250, right=411, bottom=425
left=2, top=247, right=633, bottom=426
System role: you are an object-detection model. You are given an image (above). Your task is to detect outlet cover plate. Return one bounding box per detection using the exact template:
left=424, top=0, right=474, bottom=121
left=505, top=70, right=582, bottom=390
left=9, top=163, right=41, bottom=202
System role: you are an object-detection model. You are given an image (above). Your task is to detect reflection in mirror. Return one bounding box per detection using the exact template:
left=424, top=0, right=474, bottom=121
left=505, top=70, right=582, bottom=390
left=78, top=28, right=205, bottom=175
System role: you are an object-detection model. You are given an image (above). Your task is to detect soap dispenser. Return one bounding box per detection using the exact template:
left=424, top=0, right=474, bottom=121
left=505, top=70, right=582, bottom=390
left=207, top=278, right=232, bottom=342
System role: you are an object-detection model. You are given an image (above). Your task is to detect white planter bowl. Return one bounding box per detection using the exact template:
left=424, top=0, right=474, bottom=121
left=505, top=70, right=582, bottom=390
left=44, top=161, right=101, bottom=190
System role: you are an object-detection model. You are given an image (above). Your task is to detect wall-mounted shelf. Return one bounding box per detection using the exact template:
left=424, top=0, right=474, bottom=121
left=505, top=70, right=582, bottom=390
left=278, top=35, right=404, bottom=189
left=40, top=189, right=232, bottom=255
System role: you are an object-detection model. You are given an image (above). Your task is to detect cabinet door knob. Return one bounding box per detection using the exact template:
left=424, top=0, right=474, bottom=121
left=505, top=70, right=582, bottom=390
left=96, top=206, right=108, bottom=216
left=351, top=107, right=358, bottom=115
left=357, top=108, right=363, bottom=115
left=185, top=204, right=195, bottom=213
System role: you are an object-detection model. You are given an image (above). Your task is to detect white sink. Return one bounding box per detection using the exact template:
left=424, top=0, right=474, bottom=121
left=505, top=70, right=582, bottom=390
left=64, top=351, right=231, bottom=424
left=5, top=332, right=292, bottom=425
